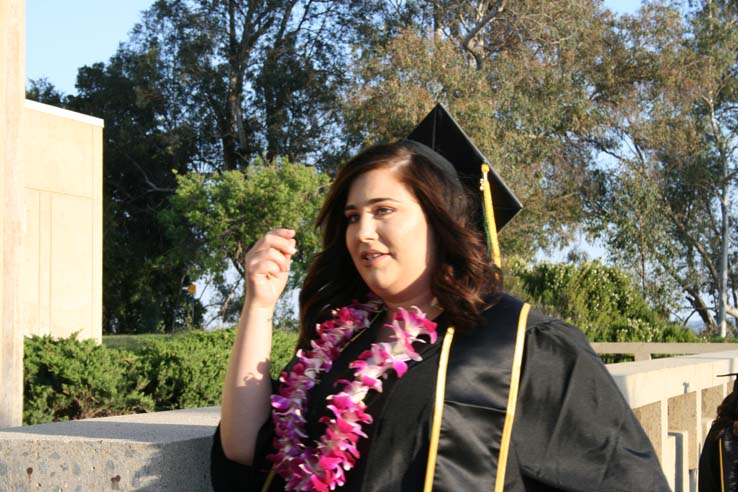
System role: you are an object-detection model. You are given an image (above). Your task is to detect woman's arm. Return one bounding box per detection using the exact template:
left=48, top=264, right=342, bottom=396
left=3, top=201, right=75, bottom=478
left=219, top=228, right=296, bottom=465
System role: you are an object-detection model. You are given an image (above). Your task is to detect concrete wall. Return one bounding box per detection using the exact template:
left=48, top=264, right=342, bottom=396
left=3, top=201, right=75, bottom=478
left=4, top=351, right=738, bottom=491
left=0, top=407, right=219, bottom=491
left=609, top=350, right=738, bottom=492
left=2, top=0, right=104, bottom=428
left=20, top=100, right=104, bottom=342
left=1, top=0, right=27, bottom=429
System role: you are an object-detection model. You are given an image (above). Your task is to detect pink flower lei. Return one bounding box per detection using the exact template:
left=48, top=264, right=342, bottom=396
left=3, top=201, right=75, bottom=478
left=268, top=298, right=439, bottom=491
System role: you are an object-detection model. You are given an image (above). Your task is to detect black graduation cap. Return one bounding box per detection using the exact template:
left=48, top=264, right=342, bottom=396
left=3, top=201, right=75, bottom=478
left=404, top=103, right=523, bottom=266
left=718, top=372, right=738, bottom=393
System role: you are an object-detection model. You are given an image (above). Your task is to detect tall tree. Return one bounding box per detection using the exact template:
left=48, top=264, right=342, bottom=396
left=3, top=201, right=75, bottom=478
left=61, top=49, right=202, bottom=333
left=342, top=0, right=615, bottom=259
left=32, top=1, right=370, bottom=332
left=129, top=0, right=355, bottom=171
left=588, top=1, right=738, bottom=334
left=162, top=160, right=328, bottom=325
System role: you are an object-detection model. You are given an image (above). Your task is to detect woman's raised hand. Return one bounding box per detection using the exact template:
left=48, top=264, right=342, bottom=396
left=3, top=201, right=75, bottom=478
left=244, top=228, right=297, bottom=309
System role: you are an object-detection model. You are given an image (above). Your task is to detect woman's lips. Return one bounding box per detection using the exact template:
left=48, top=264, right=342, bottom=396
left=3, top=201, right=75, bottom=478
left=361, top=251, right=388, bottom=266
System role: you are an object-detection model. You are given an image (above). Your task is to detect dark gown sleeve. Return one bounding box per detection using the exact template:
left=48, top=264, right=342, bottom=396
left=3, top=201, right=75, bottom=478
left=698, top=431, right=722, bottom=492
left=211, top=423, right=266, bottom=492
left=211, top=418, right=282, bottom=492
left=511, top=319, right=671, bottom=492
left=210, top=372, right=287, bottom=492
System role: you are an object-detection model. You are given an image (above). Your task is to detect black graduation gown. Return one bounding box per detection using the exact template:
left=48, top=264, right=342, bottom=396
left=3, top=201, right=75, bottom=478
left=211, top=295, right=670, bottom=492
left=699, top=424, right=738, bottom=492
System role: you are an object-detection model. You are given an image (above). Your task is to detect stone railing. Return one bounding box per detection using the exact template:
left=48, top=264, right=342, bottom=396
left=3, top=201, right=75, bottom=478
left=591, top=342, right=738, bottom=361
left=0, top=407, right=221, bottom=491
left=606, top=348, right=738, bottom=492
left=2, top=345, right=738, bottom=491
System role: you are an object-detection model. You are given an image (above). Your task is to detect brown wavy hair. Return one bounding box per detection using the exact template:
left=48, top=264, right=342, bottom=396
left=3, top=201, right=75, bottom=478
left=298, top=142, right=502, bottom=348
left=708, top=386, right=738, bottom=441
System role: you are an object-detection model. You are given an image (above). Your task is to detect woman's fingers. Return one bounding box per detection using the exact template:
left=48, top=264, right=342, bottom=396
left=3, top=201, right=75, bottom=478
left=246, top=247, right=292, bottom=275
left=250, top=229, right=297, bottom=257
left=242, top=230, right=296, bottom=307
left=245, top=229, right=297, bottom=283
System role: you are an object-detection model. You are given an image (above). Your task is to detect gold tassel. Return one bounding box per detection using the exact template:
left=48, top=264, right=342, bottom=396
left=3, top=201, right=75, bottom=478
left=480, top=164, right=502, bottom=268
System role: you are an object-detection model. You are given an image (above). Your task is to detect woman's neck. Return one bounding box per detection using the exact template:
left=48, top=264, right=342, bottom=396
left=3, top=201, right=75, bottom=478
left=383, top=292, right=437, bottom=320
left=376, top=292, right=442, bottom=342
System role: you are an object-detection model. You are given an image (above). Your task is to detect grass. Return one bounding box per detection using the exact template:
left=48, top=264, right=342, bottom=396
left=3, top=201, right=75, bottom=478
left=102, top=333, right=169, bottom=353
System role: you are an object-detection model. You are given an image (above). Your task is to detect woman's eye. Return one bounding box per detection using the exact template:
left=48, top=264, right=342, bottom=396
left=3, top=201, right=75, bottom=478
left=375, top=207, right=393, bottom=216
left=346, top=214, right=359, bottom=224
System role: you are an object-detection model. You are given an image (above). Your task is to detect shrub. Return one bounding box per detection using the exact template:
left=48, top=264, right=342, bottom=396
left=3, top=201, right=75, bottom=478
left=24, top=327, right=299, bottom=423
left=137, top=329, right=235, bottom=410
left=136, top=327, right=298, bottom=410
left=24, top=334, right=154, bottom=425
left=509, top=260, right=698, bottom=343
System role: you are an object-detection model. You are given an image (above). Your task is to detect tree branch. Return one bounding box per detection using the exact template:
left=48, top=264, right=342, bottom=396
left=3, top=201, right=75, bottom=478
left=461, top=0, right=506, bottom=70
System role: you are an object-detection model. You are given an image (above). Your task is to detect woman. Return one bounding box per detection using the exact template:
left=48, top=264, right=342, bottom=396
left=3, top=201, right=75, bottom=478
left=699, top=374, right=738, bottom=491
left=212, top=105, right=670, bottom=491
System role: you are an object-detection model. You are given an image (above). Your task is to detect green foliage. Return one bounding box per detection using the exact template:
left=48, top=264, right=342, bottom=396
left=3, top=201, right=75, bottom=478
left=25, top=329, right=299, bottom=423
left=163, top=160, right=329, bottom=321
left=102, top=333, right=168, bottom=352
left=59, top=49, right=203, bottom=334
left=24, top=334, right=154, bottom=425
left=270, top=329, right=300, bottom=379
left=130, top=0, right=355, bottom=169
left=510, top=260, right=698, bottom=343
left=343, top=1, right=613, bottom=259
left=585, top=1, right=738, bottom=332
left=137, top=330, right=236, bottom=410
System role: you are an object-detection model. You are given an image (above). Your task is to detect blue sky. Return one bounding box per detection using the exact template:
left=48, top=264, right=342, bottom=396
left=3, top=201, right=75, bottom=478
left=26, top=0, right=645, bottom=95
left=26, top=0, right=153, bottom=94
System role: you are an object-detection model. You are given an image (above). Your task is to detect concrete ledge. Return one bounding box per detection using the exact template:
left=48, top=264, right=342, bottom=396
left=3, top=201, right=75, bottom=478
left=3, top=350, right=738, bottom=491
left=0, top=407, right=220, bottom=491
left=24, top=99, right=104, bottom=127
left=607, top=349, right=738, bottom=408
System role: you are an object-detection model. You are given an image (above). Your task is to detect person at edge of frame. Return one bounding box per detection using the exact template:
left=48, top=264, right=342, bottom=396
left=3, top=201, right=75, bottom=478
left=700, top=372, right=738, bottom=492
left=211, top=104, right=671, bottom=492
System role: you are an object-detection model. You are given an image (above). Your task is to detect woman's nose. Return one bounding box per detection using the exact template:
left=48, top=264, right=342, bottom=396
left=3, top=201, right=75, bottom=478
left=356, top=216, right=378, bottom=241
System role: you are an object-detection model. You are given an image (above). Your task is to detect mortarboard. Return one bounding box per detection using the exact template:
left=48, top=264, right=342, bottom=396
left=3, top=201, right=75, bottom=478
left=403, top=103, right=523, bottom=267
left=718, top=372, right=738, bottom=393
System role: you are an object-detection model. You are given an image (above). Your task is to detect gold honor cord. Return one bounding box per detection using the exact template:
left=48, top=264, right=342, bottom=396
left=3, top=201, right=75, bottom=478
left=480, top=164, right=501, bottom=269
left=260, top=469, right=276, bottom=492
left=423, top=326, right=457, bottom=492
left=495, top=303, right=530, bottom=492
left=719, top=436, right=725, bottom=492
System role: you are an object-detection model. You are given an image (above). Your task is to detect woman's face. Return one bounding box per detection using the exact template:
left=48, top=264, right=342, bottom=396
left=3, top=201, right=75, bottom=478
left=344, top=167, right=435, bottom=305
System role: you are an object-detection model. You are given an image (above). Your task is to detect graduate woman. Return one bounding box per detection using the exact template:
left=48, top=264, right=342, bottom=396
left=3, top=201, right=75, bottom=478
left=211, top=105, right=670, bottom=491
left=699, top=373, right=738, bottom=492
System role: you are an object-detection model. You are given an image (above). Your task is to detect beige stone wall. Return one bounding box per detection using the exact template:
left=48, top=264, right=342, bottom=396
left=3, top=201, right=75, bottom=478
left=20, top=100, right=104, bottom=342
left=1, top=0, right=27, bottom=428
left=2, top=0, right=103, bottom=428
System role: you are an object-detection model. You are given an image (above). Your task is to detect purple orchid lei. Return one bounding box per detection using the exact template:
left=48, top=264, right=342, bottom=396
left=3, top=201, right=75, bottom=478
left=268, top=298, right=438, bottom=491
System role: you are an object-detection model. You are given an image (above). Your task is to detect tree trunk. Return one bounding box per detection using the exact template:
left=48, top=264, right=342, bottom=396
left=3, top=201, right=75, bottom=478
left=685, top=287, right=717, bottom=332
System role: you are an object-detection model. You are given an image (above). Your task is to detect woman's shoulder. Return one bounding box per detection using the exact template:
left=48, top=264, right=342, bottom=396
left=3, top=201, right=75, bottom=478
left=482, top=293, right=598, bottom=360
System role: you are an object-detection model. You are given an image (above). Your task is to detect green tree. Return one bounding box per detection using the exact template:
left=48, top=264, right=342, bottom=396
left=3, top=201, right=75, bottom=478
left=162, top=160, right=329, bottom=324
left=65, top=50, right=203, bottom=333
left=510, top=260, right=697, bottom=343
left=28, top=0, right=369, bottom=331
left=342, top=0, right=616, bottom=259
left=26, top=78, right=65, bottom=106
left=587, top=1, right=738, bottom=334
left=28, top=51, right=202, bottom=333
left=129, top=0, right=358, bottom=171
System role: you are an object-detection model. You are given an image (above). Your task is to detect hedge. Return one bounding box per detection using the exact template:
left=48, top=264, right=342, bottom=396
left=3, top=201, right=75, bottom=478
left=508, top=260, right=698, bottom=343
left=24, top=328, right=299, bottom=424
left=24, top=334, right=154, bottom=425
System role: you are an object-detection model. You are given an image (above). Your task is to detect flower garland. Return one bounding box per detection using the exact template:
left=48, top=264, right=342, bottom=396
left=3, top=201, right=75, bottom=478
left=268, top=299, right=438, bottom=491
